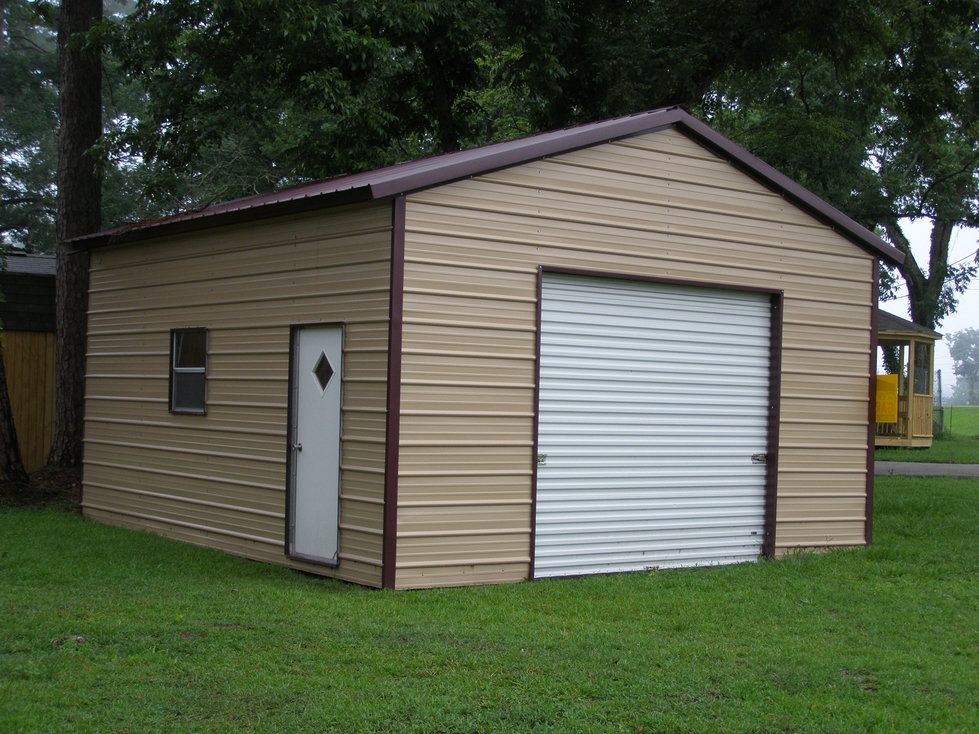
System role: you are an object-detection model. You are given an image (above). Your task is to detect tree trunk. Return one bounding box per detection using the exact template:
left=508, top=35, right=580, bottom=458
left=0, top=344, right=29, bottom=483
left=49, top=0, right=102, bottom=468
left=883, top=218, right=954, bottom=331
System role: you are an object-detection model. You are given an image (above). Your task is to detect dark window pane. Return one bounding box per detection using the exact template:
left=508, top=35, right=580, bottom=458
left=313, top=351, right=334, bottom=390
left=172, top=372, right=206, bottom=413
left=174, top=330, right=207, bottom=368
left=914, top=342, right=931, bottom=395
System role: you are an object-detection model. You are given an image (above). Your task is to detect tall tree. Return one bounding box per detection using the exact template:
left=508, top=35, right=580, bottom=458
left=49, top=0, right=101, bottom=468
left=0, top=0, right=59, bottom=253
left=703, top=0, right=979, bottom=330
left=949, top=328, right=979, bottom=405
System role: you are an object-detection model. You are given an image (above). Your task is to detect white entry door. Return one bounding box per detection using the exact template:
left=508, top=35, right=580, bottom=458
left=535, top=273, right=772, bottom=578
left=289, top=324, right=343, bottom=564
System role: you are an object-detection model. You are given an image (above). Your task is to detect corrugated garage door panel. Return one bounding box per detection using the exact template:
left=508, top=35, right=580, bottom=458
left=535, top=273, right=772, bottom=578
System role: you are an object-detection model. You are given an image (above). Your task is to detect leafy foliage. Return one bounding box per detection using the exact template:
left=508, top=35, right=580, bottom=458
left=99, top=1, right=873, bottom=217
left=949, top=328, right=979, bottom=405
left=702, top=0, right=979, bottom=329
left=0, top=0, right=59, bottom=251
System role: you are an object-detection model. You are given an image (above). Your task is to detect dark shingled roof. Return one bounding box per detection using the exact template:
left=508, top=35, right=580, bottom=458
left=878, top=310, right=942, bottom=338
left=4, top=251, right=56, bottom=277
left=70, top=107, right=904, bottom=266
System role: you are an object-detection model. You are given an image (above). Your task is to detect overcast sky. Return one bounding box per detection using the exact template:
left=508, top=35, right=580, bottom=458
left=878, top=219, right=979, bottom=393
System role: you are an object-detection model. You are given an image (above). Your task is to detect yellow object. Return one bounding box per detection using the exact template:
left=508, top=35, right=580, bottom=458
left=876, top=374, right=899, bottom=423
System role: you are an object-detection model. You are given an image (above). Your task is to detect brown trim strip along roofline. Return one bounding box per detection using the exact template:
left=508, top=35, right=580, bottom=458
left=70, top=107, right=903, bottom=266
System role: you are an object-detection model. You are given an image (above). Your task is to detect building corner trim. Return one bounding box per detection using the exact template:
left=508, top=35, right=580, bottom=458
left=866, top=259, right=879, bottom=545
left=382, top=196, right=407, bottom=589
left=764, top=292, right=784, bottom=557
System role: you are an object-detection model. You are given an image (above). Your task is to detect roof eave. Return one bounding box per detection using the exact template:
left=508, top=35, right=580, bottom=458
left=71, top=184, right=376, bottom=250
left=70, top=107, right=904, bottom=267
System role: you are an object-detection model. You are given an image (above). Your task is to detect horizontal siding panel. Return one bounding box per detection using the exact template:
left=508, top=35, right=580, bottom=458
left=404, top=228, right=871, bottom=305
left=777, top=494, right=866, bottom=521
left=782, top=350, right=868, bottom=375
left=84, top=485, right=284, bottom=541
left=553, top=144, right=785, bottom=197
left=477, top=165, right=856, bottom=256
left=776, top=521, right=866, bottom=547
left=83, top=506, right=288, bottom=560
left=399, top=504, right=530, bottom=535
left=82, top=422, right=287, bottom=460
left=84, top=444, right=285, bottom=486
left=396, top=474, right=533, bottom=504
left=399, top=414, right=533, bottom=444
left=397, top=534, right=531, bottom=566
left=781, top=372, right=868, bottom=397
left=88, top=297, right=389, bottom=333
left=400, top=353, right=534, bottom=384
left=89, top=206, right=389, bottom=270
left=777, top=473, right=868, bottom=494
left=396, top=563, right=529, bottom=589
left=779, top=422, right=868, bottom=445
left=343, top=440, right=386, bottom=467
left=780, top=397, right=870, bottom=424
left=400, top=384, right=534, bottom=413
left=398, top=445, right=534, bottom=473
left=778, top=448, right=868, bottom=473
left=402, top=292, right=535, bottom=331
left=84, top=475, right=284, bottom=516
left=89, top=262, right=389, bottom=314
left=401, top=326, right=536, bottom=359
left=412, top=185, right=871, bottom=273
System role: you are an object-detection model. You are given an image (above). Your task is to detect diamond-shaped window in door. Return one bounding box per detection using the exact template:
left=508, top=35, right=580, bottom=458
left=312, top=351, right=335, bottom=391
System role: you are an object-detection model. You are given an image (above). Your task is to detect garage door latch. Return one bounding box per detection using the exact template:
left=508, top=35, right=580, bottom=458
left=751, top=454, right=768, bottom=464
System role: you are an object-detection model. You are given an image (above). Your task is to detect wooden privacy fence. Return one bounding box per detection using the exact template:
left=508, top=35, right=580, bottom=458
left=2, top=331, right=56, bottom=471
left=1, top=252, right=57, bottom=473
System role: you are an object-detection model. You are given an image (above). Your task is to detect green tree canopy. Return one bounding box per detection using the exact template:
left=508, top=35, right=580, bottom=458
left=703, top=0, right=979, bottom=330
left=100, top=0, right=867, bottom=216
left=949, top=327, right=979, bottom=405
left=0, top=0, right=58, bottom=251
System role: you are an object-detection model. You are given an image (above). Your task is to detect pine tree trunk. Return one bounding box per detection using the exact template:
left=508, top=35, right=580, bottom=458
left=49, top=0, right=102, bottom=468
left=0, top=344, right=29, bottom=484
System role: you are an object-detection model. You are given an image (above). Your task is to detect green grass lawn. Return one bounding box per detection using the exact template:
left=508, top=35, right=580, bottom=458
left=944, top=406, right=979, bottom=437
left=3, top=477, right=979, bottom=733
left=876, top=406, right=979, bottom=463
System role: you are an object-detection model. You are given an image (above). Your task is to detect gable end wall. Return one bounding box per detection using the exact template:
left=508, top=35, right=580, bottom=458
left=396, top=129, right=875, bottom=589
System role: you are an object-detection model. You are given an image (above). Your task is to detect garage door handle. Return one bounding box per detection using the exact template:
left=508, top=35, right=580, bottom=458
left=751, top=453, right=767, bottom=464
left=293, top=443, right=303, bottom=452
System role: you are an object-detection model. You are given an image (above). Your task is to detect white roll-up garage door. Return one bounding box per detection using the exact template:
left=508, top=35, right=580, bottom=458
left=534, top=273, right=773, bottom=578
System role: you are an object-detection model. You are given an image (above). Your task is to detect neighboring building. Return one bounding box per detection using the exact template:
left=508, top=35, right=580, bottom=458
left=875, top=311, right=941, bottom=449
left=73, top=107, right=903, bottom=589
left=0, top=252, right=56, bottom=472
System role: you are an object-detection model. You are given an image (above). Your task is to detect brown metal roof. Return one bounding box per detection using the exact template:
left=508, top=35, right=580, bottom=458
left=72, top=107, right=904, bottom=265
left=878, top=310, right=941, bottom=338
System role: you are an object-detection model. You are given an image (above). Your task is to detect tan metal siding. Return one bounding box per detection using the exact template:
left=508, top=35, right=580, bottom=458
left=83, top=203, right=391, bottom=587
left=397, top=129, right=874, bottom=588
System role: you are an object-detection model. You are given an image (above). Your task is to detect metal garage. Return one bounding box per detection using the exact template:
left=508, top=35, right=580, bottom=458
left=76, top=107, right=903, bottom=589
